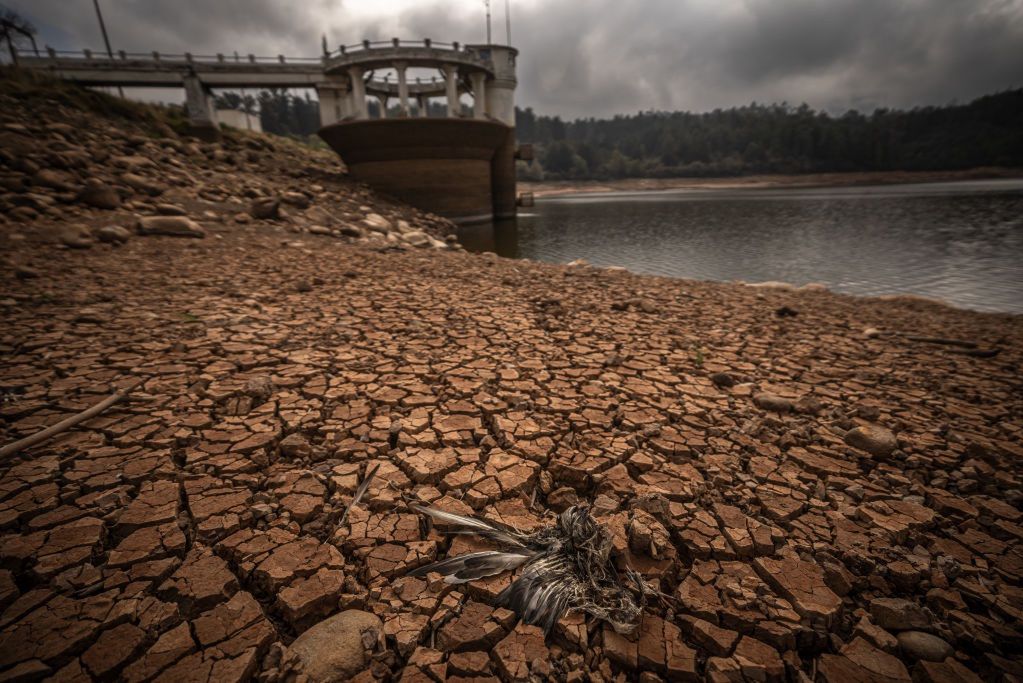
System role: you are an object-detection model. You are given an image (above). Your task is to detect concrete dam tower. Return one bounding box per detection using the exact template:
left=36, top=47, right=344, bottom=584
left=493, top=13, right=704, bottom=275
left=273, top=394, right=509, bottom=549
left=316, top=40, right=520, bottom=224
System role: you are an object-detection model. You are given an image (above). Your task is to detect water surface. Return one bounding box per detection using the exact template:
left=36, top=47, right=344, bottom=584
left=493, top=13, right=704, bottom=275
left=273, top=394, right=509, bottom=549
left=460, top=179, right=1023, bottom=313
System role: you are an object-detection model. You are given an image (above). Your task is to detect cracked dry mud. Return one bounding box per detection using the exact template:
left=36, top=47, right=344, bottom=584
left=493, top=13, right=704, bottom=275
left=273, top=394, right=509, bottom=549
left=2, top=85, right=1023, bottom=683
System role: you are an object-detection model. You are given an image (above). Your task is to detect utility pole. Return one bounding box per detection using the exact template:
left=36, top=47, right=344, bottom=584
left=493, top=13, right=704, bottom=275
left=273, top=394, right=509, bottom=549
left=505, top=0, right=511, bottom=45
left=484, top=0, right=492, bottom=45
left=92, top=0, right=123, bottom=97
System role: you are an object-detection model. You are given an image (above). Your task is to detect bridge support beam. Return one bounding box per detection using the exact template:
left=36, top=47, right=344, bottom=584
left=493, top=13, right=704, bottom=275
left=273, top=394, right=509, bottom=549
left=183, top=74, right=220, bottom=140
left=470, top=72, right=487, bottom=119
left=416, top=94, right=429, bottom=117
left=348, top=66, right=368, bottom=119
left=443, top=65, right=461, bottom=117
left=316, top=76, right=350, bottom=126
left=395, top=61, right=410, bottom=117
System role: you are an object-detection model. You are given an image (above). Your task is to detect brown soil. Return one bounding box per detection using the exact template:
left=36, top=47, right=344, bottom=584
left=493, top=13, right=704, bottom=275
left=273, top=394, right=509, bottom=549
left=1, top=73, right=1021, bottom=683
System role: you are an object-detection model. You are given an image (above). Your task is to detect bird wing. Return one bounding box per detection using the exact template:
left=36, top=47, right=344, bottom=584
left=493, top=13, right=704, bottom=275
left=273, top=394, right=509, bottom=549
left=411, top=504, right=529, bottom=549
left=407, top=550, right=533, bottom=583
left=497, top=554, right=583, bottom=635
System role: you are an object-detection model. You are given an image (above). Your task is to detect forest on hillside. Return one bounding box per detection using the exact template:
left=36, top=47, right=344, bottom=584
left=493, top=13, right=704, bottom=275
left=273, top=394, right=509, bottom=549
left=215, top=87, right=1023, bottom=180
left=516, top=89, right=1023, bottom=179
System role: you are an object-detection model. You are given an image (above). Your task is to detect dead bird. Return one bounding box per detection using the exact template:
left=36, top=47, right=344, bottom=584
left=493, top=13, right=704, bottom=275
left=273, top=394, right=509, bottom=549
left=408, top=503, right=647, bottom=635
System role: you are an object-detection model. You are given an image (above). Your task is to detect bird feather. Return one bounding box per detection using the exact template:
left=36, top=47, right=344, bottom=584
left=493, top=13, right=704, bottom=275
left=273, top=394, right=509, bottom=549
left=411, top=504, right=528, bottom=548
left=339, top=462, right=380, bottom=526
left=408, top=550, right=533, bottom=583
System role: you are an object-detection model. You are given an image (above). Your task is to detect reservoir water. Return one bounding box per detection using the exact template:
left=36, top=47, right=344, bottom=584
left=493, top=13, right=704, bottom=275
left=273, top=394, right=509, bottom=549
left=459, top=179, right=1023, bottom=314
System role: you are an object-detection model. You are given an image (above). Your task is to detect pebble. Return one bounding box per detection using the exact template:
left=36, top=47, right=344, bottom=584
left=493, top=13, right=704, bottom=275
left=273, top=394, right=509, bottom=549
left=753, top=392, right=793, bottom=413
left=287, top=610, right=383, bottom=682
left=136, top=216, right=206, bottom=238
left=95, top=225, right=132, bottom=244
left=896, top=631, right=952, bottom=662
left=76, top=181, right=121, bottom=210
left=845, top=423, right=898, bottom=457
left=870, top=597, right=932, bottom=631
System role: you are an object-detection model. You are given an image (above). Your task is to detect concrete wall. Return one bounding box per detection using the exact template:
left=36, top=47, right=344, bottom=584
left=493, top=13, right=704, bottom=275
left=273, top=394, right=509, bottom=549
left=318, top=118, right=512, bottom=224
left=216, top=109, right=262, bottom=132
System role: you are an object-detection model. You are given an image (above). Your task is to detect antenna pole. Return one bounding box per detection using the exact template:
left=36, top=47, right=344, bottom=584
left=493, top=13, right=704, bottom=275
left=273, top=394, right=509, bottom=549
left=92, top=0, right=123, bottom=97
left=485, top=0, right=492, bottom=44
left=505, top=0, right=511, bottom=45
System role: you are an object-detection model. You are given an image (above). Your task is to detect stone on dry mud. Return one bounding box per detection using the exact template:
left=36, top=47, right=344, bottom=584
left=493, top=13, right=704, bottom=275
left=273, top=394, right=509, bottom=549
left=896, top=630, right=953, bottom=662
left=845, top=423, right=899, bottom=457
left=287, top=610, right=383, bottom=682
left=136, top=216, right=206, bottom=238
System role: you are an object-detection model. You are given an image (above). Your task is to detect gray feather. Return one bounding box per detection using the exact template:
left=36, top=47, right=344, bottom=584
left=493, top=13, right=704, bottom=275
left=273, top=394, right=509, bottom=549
left=339, top=462, right=380, bottom=527
left=408, top=550, right=533, bottom=583
left=411, top=504, right=528, bottom=549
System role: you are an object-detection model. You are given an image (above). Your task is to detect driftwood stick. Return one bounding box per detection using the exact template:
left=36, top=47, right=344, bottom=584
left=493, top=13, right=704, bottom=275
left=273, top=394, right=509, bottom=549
left=0, top=382, right=139, bottom=460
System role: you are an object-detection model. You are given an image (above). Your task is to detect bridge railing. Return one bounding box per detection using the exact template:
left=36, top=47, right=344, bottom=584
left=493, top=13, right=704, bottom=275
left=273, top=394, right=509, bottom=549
left=16, top=46, right=324, bottom=66
left=324, top=38, right=478, bottom=59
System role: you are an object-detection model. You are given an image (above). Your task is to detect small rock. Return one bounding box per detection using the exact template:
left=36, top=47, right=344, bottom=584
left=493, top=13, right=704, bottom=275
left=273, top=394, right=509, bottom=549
left=338, top=225, right=364, bottom=238
left=403, top=230, right=431, bottom=248
left=33, top=169, right=76, bottom=192
left=295, top=280, right=313, bottom=293
left=870, top=598, right=931, bottom=631
left=15, top=265, right=40, bottom=279
left=897, top=631, right=952, bottom=662
left=753, top=393, right=793, bottom=413
left=136, top=216, right=206, bottom=238
left=775, top=305, right=798, bottom=317
left=121, top=172, right=165, bottom=196
left=363, top=213, right=391, bottom=233
left=287, top=610, right=383, bottom=682
left=77, top=181, right=121, bottom=210
left=60, top=228, right=93, bottom=249
left=95, top=225, right=132, bottom=244
left=280, top=433, right=312, bottom=459
left=251, top=198, right=281, bottom=220
left=845, top=424, right=898, bottom=458
left=710, top=372, right=735, bottom=388
left=282, top=191, right=311, bottom=209
left=156, top=203, right=187, bottom=215
left=309, top=225, right=331, bottom=235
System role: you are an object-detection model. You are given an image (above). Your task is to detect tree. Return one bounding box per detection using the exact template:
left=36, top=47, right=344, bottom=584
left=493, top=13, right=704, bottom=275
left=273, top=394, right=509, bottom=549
left=0, top=5, right=37, bottom=64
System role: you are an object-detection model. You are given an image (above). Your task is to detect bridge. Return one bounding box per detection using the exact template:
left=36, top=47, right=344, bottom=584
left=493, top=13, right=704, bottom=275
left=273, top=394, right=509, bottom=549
left=15, top=39, right=522, bottom=223
left=15, top=39, right=513, bottom=132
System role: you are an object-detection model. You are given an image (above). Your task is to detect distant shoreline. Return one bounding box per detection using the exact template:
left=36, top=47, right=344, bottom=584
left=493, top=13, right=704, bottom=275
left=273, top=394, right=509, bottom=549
left=520, top=167, right=1023, bottom=197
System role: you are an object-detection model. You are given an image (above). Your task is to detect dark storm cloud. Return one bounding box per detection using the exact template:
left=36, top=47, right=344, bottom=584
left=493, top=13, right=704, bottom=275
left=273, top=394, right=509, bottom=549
left=6, top=0, right=1023, bottom=118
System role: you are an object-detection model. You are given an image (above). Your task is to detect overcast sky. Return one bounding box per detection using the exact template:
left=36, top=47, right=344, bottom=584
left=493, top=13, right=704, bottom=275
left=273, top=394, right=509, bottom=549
left=6, top=0, right=1023, bottom=119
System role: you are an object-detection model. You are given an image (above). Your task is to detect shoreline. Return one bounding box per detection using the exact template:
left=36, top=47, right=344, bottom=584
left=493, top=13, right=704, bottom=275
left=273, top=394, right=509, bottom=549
left=521, top=166, right=1023, bottom=197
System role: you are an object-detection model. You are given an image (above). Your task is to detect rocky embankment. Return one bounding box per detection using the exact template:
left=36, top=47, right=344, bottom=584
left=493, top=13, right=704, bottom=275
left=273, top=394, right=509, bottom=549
left=2, top=72, right=1023, bottom=683
left=0, top=70, right=458, bottom=252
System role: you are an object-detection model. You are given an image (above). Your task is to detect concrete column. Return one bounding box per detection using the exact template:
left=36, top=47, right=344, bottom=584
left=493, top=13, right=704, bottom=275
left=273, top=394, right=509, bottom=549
left=348, top=65, right=368, bottom=119
left=376, top=94, right=389, bottom=119
left=469, top=72, right=487, bottom=119
left=395, top=61, right=410, bottom=117
left=477, top=45, right=518, bottom=126
left=316, top=86, right=340, bottom=127
left=417, top=95, right=429, bottom=117
left=182, top=73, right=219, bottom=140
left=443, top=65, right=461, bottom=117
left=339, top=88, right=353, bottom=119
